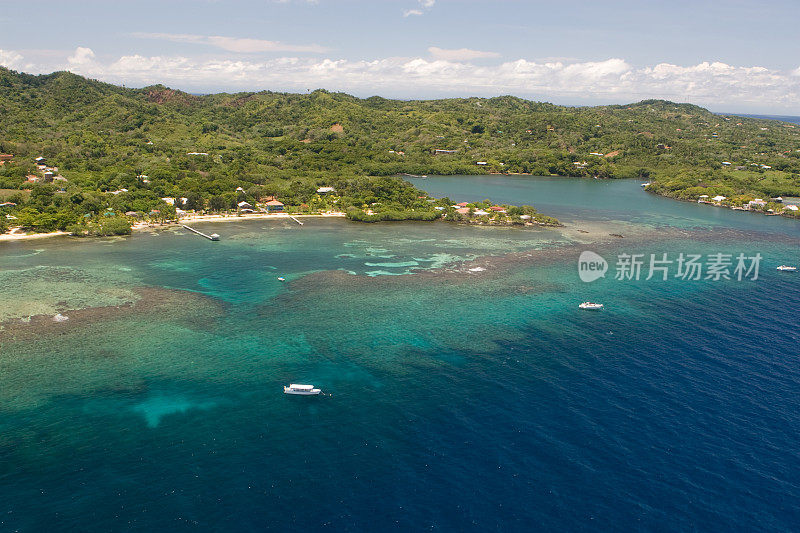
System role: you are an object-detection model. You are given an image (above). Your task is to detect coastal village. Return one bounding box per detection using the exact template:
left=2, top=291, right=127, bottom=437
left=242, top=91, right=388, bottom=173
left=0, top=151, right=558, bottom=240
left=1, top=93, right=799, bottom=240
left=2, top=143, right=799, bottom=240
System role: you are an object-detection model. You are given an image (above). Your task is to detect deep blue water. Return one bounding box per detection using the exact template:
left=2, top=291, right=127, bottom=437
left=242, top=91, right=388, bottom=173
left=2, top=178, right=800, bottom=531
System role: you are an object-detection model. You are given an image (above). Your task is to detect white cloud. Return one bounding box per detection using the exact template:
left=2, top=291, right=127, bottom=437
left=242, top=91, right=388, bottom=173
left=3, top=48, right=800, bottom=112
left=0, top=49, right=24, bottom=69
left=132, top=32, right=329, bottom=53
left=67, top=47, right=96, bottom=66
left=428, top=47, right=501, bottom=61
left=404, top=0, right=434, bottom=17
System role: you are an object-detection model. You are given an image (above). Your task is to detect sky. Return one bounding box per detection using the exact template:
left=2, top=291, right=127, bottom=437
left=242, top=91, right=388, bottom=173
left=0, top=0, right=799, bottom=114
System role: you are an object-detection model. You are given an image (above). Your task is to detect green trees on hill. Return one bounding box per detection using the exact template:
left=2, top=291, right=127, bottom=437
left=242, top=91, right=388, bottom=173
left=0, top=66, right=798, bottom=232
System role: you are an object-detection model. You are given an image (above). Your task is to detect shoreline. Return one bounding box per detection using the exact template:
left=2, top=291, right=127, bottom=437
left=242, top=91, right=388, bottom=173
left=643, top=188, right=800, bottom=221
left=0, top=230, right=70, bottom=242
left=0, top=212, right=347, bottom=243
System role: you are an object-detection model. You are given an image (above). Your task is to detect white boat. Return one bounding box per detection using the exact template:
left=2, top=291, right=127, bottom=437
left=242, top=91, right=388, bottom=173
left=283, top=384, right=321, bottom=395
left=277, top=277, right=286, bottom=281
left=776, top=265, right=797, bottom=272
left=579, top=301, right=604, bottom=310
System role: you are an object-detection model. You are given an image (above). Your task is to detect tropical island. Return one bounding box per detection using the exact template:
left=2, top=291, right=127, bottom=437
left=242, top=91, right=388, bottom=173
left=1, top=67, right=799, bottom=237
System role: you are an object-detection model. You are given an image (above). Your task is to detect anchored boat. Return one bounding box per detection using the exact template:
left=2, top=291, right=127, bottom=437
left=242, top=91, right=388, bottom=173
left=579, top=302, right=604, bottom=310
left=283, top=384, right=322, bottom=395
left=777, top=265, right=797, bottom=272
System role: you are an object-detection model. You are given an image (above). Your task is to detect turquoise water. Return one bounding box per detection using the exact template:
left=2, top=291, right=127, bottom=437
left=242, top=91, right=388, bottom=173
left=2, top=178, right=800, bottom=531
left=411, top=175, right=800, bottom=235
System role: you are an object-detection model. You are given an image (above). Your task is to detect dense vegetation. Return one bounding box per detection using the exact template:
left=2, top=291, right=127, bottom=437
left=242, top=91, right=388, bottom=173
left=1, top=67, right=799, bottom=234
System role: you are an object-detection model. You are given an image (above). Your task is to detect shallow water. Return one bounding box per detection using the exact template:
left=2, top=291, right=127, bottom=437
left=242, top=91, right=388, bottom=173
left=1, top=178, right=799, bottom=531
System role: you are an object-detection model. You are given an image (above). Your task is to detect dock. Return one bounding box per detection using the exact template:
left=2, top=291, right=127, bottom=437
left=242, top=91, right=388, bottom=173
left=289, top=216, right=304, bottom=226
left=181, top=225, right=220, bottom=241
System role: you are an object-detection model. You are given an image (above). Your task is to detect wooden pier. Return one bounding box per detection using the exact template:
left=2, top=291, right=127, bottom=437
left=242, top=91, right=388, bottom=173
left=181, top=225, right=220, bottom=241
left=289, top=216, right=304, bottom=226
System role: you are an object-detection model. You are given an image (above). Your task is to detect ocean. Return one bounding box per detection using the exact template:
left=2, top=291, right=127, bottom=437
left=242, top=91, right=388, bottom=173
left=724, top=113, right=800, bottom=125
left=1, top=177, right=799, bottom=531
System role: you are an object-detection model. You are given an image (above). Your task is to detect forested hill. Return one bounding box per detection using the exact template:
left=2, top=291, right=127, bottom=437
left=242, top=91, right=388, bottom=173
left=1, top=67, right=799, bottom=227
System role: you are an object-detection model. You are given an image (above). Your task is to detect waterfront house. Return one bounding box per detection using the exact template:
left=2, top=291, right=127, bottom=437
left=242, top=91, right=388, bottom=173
left=748, top=199, right=767, bottom=209
left=238, top=201, right=254, bottom=210
left=473, top=209, right=490, bottom=216
left=265, top=200, right=284, bottom=212
left=711, top=195, right=727, bottom=203
left=490, top=206, right=507, bottom=213
left=455, top=207, right=470, bottom=215
left=785, top=205, right=799, bottom=212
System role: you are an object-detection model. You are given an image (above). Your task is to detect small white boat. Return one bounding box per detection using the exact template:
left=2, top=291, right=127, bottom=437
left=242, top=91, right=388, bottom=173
left=283, top=384, right=321, bottom=395
left=777, top=265, right=797, bottom=272
left=277, top=277, right=286, bottom=281
left=579, top=302, right=604, bottom=310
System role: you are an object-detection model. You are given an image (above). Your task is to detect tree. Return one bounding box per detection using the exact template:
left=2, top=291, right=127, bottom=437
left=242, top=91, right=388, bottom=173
left=184, top=192, right=204, bottom=211
left=209, top=195, right=228, bottom=212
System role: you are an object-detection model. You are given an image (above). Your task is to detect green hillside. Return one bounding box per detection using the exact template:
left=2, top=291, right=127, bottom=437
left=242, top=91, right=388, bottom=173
left=1, top=67, right=799, bottom=233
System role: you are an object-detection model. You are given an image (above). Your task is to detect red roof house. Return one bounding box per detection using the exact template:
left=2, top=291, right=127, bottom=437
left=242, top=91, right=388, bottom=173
left=265, top=200, right=284, bottom=212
